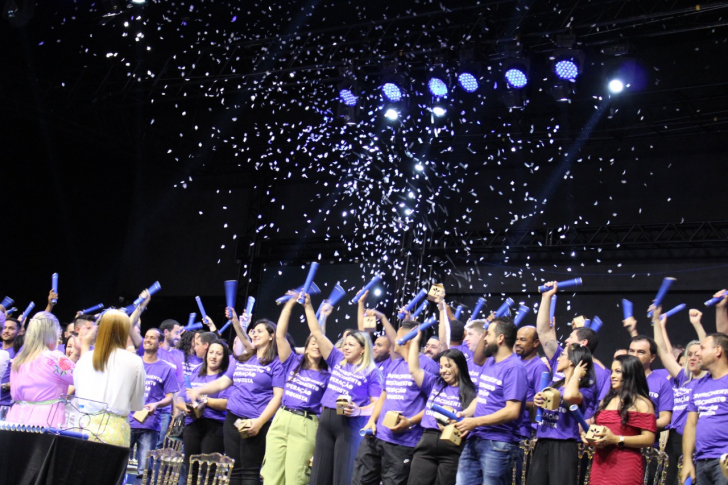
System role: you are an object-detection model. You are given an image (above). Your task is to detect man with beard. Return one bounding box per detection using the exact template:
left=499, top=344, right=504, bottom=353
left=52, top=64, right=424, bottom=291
left=423, top=336, right=440, bottom=359
left=455, top=317, right=527, bottom=485
left=515, top=326, right=549, bottom=439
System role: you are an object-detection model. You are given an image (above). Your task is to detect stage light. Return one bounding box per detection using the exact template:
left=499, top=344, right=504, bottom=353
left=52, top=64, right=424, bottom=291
left=457, top=72, right=479, bottom=93
left=554, top=60, right=579, bottom=81
left=131, top=0, right=145, bottom=4
left=505, top=68, right=528, bottom=89
left=339, top=89, right=357, bottom=106
left=373, top=288, right=382, bottom=297
left=384, top=108, right=399, bottom=120
left=432, top=106, right=447, bottom=117
left=608, top=79, right=624, bottom=93
left=427, top=77, right=448, bottom=97
left=382, top=83, right=402, bottom=102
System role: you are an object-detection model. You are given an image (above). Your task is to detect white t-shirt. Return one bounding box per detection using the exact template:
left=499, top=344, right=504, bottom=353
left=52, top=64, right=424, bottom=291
left=73, top=348, right=146, bottom=415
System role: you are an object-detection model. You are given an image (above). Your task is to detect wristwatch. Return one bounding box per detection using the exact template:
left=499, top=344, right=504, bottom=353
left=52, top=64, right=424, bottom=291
left=617, top=435, right=625, bottom=448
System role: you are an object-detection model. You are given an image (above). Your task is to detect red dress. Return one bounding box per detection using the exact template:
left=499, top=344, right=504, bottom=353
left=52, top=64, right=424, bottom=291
left=589, top=410, right=657, bottom=485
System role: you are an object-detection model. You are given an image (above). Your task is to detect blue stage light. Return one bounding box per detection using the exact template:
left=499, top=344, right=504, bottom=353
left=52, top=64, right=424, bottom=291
left=427, top=77, right=448, bottom=97
left=339, top=89, right=357, bottom=106
left=505, top=68, right=528, bottom=88
left=382, top=83, right=403, bottom=102
left=457, top=72, right=479, bottom=92
left=555, top=60, right=579, bottom=80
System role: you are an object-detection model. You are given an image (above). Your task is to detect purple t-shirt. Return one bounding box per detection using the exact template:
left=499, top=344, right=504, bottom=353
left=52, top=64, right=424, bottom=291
left=130, top=360, right=179, bottom=431
left=320, top=347, right=383, bottom=409
left=182, top=355, right=203, bottom=379
left=647, top=370, right=674, bottom=419
left=586, top=363, right=612, bottom=419
left=184, top=371, right=231, bottom=426
left=467, top=359, right=482, bottom=385
left=377, top=356, right=392, bottom=376
left=470, top=353, right=527, bottom=442
left=280, top=353, right=330, bottom=415
left=455, top=343, right=472, bottom=361
left=137, top=346, right=184, bottom=413
left=671, top=369, right=700, bottom=435
left=536, top=383, right=596, bottom=440
left=687, top=373, right=728, bottom=459
left=224, top=355, right=285, bottom=419
left=0, top=347, right=17, bottom=405
left=376, top=355, right=439, bottom=448
left=519, top=356, right=550, bottom=438
left=420, top=371, right=466, bottom=430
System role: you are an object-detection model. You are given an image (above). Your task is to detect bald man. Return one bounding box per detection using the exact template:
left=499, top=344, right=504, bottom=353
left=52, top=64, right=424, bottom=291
left=515, top=326, right=549, bottom=439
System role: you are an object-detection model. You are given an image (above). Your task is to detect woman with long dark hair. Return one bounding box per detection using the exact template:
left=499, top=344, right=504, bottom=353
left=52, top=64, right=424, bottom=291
left=260, top=291, right=330, bottom=485
left=188, top=315, right=284, bottom=485
left=177, top=340, right=231, bottom=479
left=528, top=344, right=596, bottom=485
left=587, top=354, right=656, bottom=485
left=406, top=331, right=476, bottom=485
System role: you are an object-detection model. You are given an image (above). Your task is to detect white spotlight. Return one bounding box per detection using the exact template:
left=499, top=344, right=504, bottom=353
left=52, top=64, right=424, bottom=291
left=432, top=106, right=447, bottom=117
left=373, top=288, right=382, bottom=296
left=608, top=79, right=624, bottom=93
left=384, top=108, right=399, bottom=120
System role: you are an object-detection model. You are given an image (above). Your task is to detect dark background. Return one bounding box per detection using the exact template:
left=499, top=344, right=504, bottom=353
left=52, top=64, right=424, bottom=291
left=2, top=0, right=727, bottom=364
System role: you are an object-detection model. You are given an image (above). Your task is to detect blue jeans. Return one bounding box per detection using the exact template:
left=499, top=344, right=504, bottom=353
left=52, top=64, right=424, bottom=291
left=455, top=438, right=518, bottom=485
left=156, top=410, right=172, bottom=448
left=697, top=458, right=728, bottom=485
left=130, top=428, right=159, bottom=478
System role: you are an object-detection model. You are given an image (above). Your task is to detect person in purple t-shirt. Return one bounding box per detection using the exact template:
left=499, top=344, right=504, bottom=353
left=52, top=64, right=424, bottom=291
left=176, top=340, right=230, bottom=480
left=515, top=325, right=550, bottom=439
left=682, top=332, right=728, bottom=485
left=260, top=292, right=330, bottom=485
left=530, top=344, right=596, bottom=485
left=406, top=331, right=477, bottom=485
left=188, top=313, right=284, bottom=485
left=455, top=317, right=527, bottom=485
left=627, top=334, right=674, bottom=432
left=352, top=320, right=440, bottom=485
left=306, top=293, right=382, bottom=485
left=129, top=328, right=179, bottom=479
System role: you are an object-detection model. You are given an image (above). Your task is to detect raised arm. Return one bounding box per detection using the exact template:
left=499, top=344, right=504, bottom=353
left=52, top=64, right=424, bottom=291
left=623, top=316, right=639, bottom=338
left=227, top=308, right=254, bottom=358
left=408, top=331, right=425, bottom=387
left=275, top=291, right=298, bottom=364
left=44, top=289, right=58, bottom=313
left=536, top=283, right=559, bottom=360
left=438, top=300, right=451, bottom=350
left=688, top=309, right=707, bottom=342
left=653, top=309, right=683, bottom=379
left=563, top=361, right=587, bottom=405
left=303, top=293, right=333, bottom=359
left=357, top=290, right=369, bottom=332
left=472, top=326, right=487, bottom=366
left=129, top=289, right=151, bottom=349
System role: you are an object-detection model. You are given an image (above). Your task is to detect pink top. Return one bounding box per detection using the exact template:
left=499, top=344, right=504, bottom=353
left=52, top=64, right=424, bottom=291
left=7, top=350, right=75, bottom=427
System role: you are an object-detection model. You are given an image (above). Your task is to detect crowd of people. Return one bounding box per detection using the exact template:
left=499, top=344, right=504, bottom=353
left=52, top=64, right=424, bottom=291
left=0, top=281, right=727, bottom=485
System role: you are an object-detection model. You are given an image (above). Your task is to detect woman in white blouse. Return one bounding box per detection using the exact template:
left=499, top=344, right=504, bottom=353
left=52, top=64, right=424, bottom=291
left=73, top=310, right=146, bottom=447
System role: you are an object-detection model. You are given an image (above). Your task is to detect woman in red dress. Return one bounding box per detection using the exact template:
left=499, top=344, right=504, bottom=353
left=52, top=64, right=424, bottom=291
left=587, top=354, right=657, bottom=485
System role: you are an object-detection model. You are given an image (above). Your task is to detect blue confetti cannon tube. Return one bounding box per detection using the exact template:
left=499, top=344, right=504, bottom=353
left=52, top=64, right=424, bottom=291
left=568, top=404, right=590, bottom=433
left=195, top=296, right=208, bottom=321
left=590, top=316, right=604, bottom=333
left=514, top=304, right=531, bottom=327
left=276, top=282, right=321, bottom=305
left=494, top=298, right=515, bottom=318
left=661, top=303, right=686, bottom=320
left=45, top=427, right=89, bottom=440
left=705, top=291, right=727, bottom=307
left=454, top=305, right=463, bottom=320
left=187, top=313, right=196, bottom=326
left=471, top=298, right=486, bottom=320
left=245, top=296, right=256, bottom=318
left=20, top=302, right=35, bottom=322
left=549, top=295, right=557, bottom=323
left=398, top=289, right=428, bottom=320
left=79, top=303, right=104, bottom=315
left=316, top=284, right=346, bottom=320
left=297, top=262, right=319, bottom=304
left=431, top=404, right=464, bottom=422
left=622, top=299, right=633, bottom=320
left=584, top=319, right=591, bottom=328
left=350, top=275, right=382, bottom=304
left=122, top=304, right=136, bottom=315
left=647, top=277, right=676, bottom=317
left=359, top=428, right=373, bottom=436
left=0, top=296, right=13, bottom=309
left=217, top=320, right=232, bottom=335
left=134, top=281, right=161, bottom=307
left=412, top=300, right=428, bottom=319
left=684, top=477, right=693, bottom=485
left=535, top=371, right=551, bottom=424
left=185, top=322, right=203, bottom=331
left=51, top=273, right=58, bottom=304
left=184, top=375, right=192, bottom=390
left=396, top=315, right=438, bottom=345
left=225, top=280, right=238, bottom=311
left=538, top=278, right=582, bottom=293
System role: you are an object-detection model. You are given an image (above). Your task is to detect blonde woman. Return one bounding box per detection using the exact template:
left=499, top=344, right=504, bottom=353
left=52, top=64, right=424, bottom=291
left=73, top=309, right=146, bottom=446
left=304, top=292, right=383, bottom=485
left=7, top=312, right=75, bottom=427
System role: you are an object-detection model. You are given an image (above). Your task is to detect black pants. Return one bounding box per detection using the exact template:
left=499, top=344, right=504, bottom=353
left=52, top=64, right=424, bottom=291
left=525, top=439, right=579, bottom=485
left=223, top=412, right=271, bottom=485
left=309, top=407, right=368, bottom=485
left=406, top=429, right=464, bottom=485
left=351, top=435, right=415, bottom=485
left=183, top=418, right=225, bottom=482
left=663, top=430, right=682, bottom=485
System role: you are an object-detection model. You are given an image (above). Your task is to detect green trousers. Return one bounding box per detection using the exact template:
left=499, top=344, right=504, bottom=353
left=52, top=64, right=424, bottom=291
left=260, top=408, right=319, bottom=485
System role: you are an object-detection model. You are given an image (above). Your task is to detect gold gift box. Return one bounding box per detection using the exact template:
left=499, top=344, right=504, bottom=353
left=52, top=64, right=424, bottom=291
left=440, top=423, right=461, bottom=446
left=190, top=401, right=204, bottom=419
left=132, top=409, right=149, bottom=424
left=584, top=425, right=609, bottom=445
left=363, top=315, right=377, bottom=330
left=336, top=395, right=351, bottom=415
left=541, top=388, right=562, bottom=411
left=427, top=284, right=445, bottom=302
left=234, top=418, right=253, bottom=438
left=382, top=411, right=402, bottom=429
left=721, top=453, right=728, bottom=478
